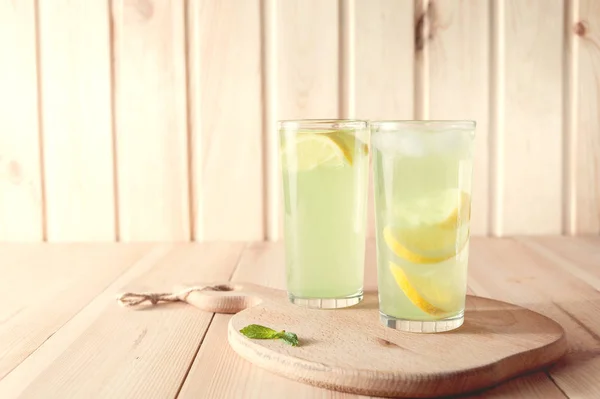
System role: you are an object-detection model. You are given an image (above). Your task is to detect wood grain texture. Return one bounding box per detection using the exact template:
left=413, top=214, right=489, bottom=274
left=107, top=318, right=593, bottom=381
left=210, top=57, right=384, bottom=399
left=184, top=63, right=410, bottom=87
left=178, top=243, right=369, bottom=398
left=179, top=242, right=568, bottom=398
left=564, top=0, right=577, bottom=235
left=0, top=0, right=44, bottom=241
left=517, top=235, right=600, bottom=290
left=353, top=0, right=414, bottom=238
left=427, top=0, right=489, bottom=235
left=189, top=0, right=263, bottom=240
left=188, top=287, right=565, bottom=398
left=277, top=0, right=339, bottom=120
left=112, top=0, right=190, bottom=241
left=469, top=237, right=600, bottom=399
left=353, top=0, right=413, bottom=120
left=497, top=0, right=564, bottom=234
left=2, top=240, right=600, bottom=397
left=0, top=3, right=599, bottom=242
left=38, top=0, right=116, bottom=241
left=0, top=244, right=151, bottom=379
left=1, top=2, right=599, bottom=241
left=414, top=0, right=429, bottom=119
left=0, top=243, right=245, bottom=399
left=574, top=0, right=600, bottom=233
left=180, top=314, right=369, bottom=399
left=469, top=372, right=568, bottom=399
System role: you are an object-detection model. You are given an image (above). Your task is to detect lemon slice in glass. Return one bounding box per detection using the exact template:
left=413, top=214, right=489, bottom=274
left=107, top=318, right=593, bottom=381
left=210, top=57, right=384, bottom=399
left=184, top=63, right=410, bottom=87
left=394, top=188, right=471, bottom=228
left=281, top=131, right=356, bottom=171
left=389, top=261, right=464, bottom=316
left=383, top=188, right=471, bottom=264
left=383, top=224, right=468, bottom=264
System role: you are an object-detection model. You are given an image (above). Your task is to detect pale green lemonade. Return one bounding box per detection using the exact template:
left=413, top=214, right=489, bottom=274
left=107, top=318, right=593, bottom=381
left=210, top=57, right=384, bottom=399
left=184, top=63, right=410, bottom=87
left=279, top=120, right=369, bottom=308
left=372, top=121, right=474, bottom=332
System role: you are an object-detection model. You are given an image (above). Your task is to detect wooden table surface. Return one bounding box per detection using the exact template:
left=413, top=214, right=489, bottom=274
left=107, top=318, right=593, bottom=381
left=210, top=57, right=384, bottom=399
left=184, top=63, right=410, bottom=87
left=0, top=237, right=598, bottom=399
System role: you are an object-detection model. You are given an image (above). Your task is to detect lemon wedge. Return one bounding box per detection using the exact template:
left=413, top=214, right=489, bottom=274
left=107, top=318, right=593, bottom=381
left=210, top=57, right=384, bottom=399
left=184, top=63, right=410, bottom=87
left=394, top=189, right=471, bottom=228
left=281, top=130, right=365, bottom=171
left=439, top=191, right=471, bottom=229
left=383, top=223, right=469, bottom=265
left=382, top=189, right=471, bottom=264
left=388, top=262, right=447, bottom=316
left=333, top=130, right=369, bottom=158
left=389, top=261, right=465, bottom=316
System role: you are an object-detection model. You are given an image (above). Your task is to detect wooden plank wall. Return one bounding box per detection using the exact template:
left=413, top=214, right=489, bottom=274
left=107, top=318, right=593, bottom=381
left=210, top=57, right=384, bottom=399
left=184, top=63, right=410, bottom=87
left=0, top=0, right=598, bottom=242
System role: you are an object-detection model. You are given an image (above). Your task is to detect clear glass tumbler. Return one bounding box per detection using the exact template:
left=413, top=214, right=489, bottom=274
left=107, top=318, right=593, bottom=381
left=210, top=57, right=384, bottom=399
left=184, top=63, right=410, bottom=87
left=279, top=119, right=370, bottom=308
left=371, top=120, right=475, bottom=332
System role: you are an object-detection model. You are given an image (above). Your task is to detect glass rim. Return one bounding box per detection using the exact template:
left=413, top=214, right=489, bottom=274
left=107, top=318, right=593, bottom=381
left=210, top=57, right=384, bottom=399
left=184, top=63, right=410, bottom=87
left=278, top=119, right=368, bottom=130
left=369, top=120, right=476, bottom=131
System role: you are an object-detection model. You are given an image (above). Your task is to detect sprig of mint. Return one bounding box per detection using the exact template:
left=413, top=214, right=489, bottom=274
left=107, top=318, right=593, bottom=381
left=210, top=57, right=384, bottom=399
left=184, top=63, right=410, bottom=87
left=239, top=324, right=299, bottom=347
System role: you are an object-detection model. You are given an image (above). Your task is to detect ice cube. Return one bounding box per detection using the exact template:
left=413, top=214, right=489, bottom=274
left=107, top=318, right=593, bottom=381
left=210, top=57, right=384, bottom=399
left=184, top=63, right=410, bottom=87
left=372, top=131, right=426, bottom=157
left=431, top=130, right=471, bottom=156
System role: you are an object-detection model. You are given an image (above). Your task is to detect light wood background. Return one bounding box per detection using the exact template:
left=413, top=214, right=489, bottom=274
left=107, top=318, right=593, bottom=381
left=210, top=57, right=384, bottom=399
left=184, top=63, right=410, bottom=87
left=0, top=0, right=598, bottom=242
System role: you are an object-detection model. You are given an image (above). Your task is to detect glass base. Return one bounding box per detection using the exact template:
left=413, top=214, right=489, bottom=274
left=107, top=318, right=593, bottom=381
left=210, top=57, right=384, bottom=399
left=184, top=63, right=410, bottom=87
left=288, top=291, right=363, bottom=309
left=379, top=310, right=464, bottom=333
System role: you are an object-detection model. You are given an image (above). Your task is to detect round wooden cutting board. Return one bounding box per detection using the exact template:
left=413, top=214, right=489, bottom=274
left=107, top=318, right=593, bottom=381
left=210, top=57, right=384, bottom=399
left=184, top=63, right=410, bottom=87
left=182, top=283, right=567, bottom=398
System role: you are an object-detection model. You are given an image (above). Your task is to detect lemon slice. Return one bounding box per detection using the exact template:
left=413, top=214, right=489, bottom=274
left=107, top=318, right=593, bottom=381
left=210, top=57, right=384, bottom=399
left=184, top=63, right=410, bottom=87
left=383, top=225, right=467, bottom=264
left=388, top=262, right=448, bottom=316
left=389, top=261, right=464, bottom=316
left=439, top=191, right=471, bottom=228
left=281, top=131, right=357, bottom=171
left=394, top=189, right=471, bottom=228
left=383, top=189, right=471, bottom=264
left=333, top=130, right=369, bottom=158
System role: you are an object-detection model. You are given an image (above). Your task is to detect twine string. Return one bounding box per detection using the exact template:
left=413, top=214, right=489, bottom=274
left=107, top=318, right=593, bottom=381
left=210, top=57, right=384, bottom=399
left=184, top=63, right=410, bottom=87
left=116, top=285, right=231, bottom=308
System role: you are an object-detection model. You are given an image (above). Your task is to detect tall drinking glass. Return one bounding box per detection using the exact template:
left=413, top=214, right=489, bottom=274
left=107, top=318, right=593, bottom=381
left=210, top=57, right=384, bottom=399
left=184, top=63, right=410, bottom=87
left=371, top=121, right=475, bottom=332
left=279, top=119, right=370, bottom=308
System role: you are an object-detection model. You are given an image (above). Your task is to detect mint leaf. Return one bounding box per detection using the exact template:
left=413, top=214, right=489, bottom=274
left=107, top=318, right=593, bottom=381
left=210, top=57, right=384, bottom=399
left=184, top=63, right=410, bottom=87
left=239, top=324, right=279, bottom=339
left=240, top=324, right=299, bottom=346
left=276, top=331, right=299, bottom=347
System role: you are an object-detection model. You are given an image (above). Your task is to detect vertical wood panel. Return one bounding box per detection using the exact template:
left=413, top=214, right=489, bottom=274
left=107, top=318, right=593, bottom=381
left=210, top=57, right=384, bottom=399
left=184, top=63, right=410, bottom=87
left=0, top=0, right=44, bottom=241
left=427, top=0, right=490, bottom=235
left=112, top=0, right=190, bottom=241
left=277, top=0, right=340, bottom=119
left=564, top=0, right=577, bottom=235
left=574, top=0, right=600, bottom=234
left=0, top=1, right=596, bottom=241
left=339, top=0, right=354, bottom=118
left=354, top=0, right=414, bottom=120
left=188, top=0, right=263, bottom=241
left=39, top=0, right=115, bottom=241
left=354, top=0, right=414, bottom=238
left=415, top=0, right=429, bottom=119
left=498, top=0, right=564, bottom=235
left=489, top=0, right=504, bottom=236
left=263, top=0, right=278, bottom=241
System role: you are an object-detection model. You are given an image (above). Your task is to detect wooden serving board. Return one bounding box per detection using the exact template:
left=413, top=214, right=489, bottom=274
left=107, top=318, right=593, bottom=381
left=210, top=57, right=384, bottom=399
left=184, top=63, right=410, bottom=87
left=181, top=283, right=567, bottom=398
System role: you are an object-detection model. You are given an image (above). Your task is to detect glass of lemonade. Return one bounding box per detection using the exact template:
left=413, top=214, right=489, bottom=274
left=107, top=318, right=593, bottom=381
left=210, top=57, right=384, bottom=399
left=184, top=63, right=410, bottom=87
left=371, top=120, right=475, bottom=332
left=279, top=119, right=370, bottom=308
